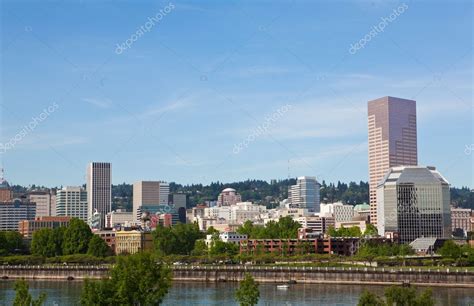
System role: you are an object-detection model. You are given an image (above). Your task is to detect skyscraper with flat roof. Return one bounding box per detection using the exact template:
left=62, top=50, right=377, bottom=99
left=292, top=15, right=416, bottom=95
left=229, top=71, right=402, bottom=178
left=86, top=162, right=111, bottom=227
left=133, top=181, right=170, bottom=222
left=368, top=96, right=417, bottom=225
left=289, top=176, right=321, bottom=213
left=376, top=166, right=450, bottom=243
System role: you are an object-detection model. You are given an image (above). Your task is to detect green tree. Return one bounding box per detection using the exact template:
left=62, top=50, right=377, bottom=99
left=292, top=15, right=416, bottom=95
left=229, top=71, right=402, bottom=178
left=31, top=229, right=54, bottom=257
left=191, top=240, right=208, bottom=256
left=363, top=224, right=378, bottom=237
left=80, top=252, right=171, bottom=306
left=210, top=240, right=239, bottom=256
left=153, top=223, right=204, bottom=256
left=206, top=226, right=220, bottom=236
left=13, top=279, right=46, bottom=306
left=357, top=289, right=385, bottom=306
left=438, top=240, right=462, bottom=259
left=63, top=218, right=93, bottom=255
left=87, top=235, right=112, bottom=257
left=358, top=286, right=434, bottom=306
left=0, top=231, right=25, bottom=255
left=235, top=273, right=259, bottom=306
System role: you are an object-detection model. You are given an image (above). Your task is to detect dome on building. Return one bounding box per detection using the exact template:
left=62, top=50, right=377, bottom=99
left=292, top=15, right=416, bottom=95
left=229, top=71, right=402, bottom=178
left=222, top=188, right=236, bottom=193
left=0, top=179, right=9, bottom=189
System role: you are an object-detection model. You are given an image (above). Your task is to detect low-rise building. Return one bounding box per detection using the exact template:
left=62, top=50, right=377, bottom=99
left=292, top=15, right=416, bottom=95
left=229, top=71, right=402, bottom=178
left=451, top=207, right=472, bottom=235
left=335, top=220, right=368, bottom=233
left=115, top=230, right=153, bottom=254
left=296, top=216, right=335, bottom=234
left=205, top=232, right=248, bottom=246
left=18, top=216, right=71, bottom=239
left=240, top=237, right=391, bottom=256
left=106, top=210, right=134, bottom=228
left=94, top=230, right=116, bottom=253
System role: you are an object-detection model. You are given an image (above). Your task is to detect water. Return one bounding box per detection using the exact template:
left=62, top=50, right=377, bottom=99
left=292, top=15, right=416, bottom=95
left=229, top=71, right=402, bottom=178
left=0, top=280, right=473, bottom=305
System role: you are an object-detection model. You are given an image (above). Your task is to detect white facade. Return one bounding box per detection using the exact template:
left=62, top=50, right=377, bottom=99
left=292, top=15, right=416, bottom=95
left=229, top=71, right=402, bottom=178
left=159, top=183, right=169, bottom=205
left=333, top=203, right=354, bottom=223
left=206, top=232, right=248, bottom=246
left=203, top=202, right=266, bottom=224
left=296, top=216, right=335, bottom=234
left=56, top=186, right=88, bottom=221
left=106, top=210, right=134, bottom=227
left=320, top=202, right=355, bottom=222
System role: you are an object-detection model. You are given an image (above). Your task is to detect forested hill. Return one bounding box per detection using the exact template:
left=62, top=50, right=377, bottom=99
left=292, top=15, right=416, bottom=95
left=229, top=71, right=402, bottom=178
left=114, top=179, right=369, bottom=209
left=10, top=180, right=473, bottom=211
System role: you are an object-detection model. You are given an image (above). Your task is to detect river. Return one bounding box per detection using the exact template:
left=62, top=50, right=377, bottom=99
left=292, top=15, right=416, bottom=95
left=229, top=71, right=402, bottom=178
left=1, top=281, right=473, bottom=305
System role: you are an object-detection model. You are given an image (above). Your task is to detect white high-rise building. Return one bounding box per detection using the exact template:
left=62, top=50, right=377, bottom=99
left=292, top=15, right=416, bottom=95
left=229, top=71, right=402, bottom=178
left=159, top=182, right=169, bottom=206
left=86, top=162, right=111, bottom=226
left=288, top=176, right=320, bottom=213
left=56, top=186, right=88, bottom=221
left=377, top=166, right=451, bottom=243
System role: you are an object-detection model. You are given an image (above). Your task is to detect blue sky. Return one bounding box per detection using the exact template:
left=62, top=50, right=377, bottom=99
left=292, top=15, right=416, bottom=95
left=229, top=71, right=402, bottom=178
left=1, top=0, right=472, bottom=188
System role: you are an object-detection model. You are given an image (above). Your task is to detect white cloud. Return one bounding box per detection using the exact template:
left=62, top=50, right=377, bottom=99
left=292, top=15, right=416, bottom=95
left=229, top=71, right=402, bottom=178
left=82, top=97, right=113, bottom=109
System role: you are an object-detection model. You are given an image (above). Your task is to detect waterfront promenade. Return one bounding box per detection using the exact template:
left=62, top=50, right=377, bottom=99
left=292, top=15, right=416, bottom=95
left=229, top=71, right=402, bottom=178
left=1, top=265, right=474, bottom=287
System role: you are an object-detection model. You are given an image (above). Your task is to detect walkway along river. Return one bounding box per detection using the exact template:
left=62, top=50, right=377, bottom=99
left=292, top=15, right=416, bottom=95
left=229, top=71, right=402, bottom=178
left=1, top=265, right=473, bottom=288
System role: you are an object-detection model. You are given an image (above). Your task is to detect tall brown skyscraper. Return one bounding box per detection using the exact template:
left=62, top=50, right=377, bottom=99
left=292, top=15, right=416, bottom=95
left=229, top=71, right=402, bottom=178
left=368, top=96, right=417, bottom=225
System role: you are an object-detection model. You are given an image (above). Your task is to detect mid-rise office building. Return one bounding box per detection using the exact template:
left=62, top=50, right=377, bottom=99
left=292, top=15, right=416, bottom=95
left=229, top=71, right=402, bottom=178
left=217, top=188, right=242, bottom=207
left=0, top=199, right=36, bottom=231
left=296, top=215, right=335, bottom=234
left=368, top=97, right=418, bottom=225
left=333, top=203, right=355, bottom=223
left=376, top=166, right=450, bottom=244
left=171, top=193, right=187, bottom=223
left=18, top=216, right=71, bottom=239
left=28, top=191, right=55, bottom=217
left=288, top=176, right=321, bottom=213
left=56, top=187, right=88, bottom=221
left=451, top=208, right=472, bottom=235
left=86, top=162, right=111, bottom=226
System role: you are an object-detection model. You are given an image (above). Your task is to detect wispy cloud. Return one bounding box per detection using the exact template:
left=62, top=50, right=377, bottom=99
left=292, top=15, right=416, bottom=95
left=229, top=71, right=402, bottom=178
left=82, top=97, right=113, bottom=109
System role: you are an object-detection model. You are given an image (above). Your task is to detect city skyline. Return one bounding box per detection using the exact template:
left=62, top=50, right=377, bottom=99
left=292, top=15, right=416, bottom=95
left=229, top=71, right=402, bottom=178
left=1, top=1, right=472, bottom=188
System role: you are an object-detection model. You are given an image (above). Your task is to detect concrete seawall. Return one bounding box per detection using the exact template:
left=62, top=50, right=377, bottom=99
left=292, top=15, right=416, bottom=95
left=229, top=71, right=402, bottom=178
left=1, top=265, right=473, bottom=287
left=173, top=266, right=474, bottom=288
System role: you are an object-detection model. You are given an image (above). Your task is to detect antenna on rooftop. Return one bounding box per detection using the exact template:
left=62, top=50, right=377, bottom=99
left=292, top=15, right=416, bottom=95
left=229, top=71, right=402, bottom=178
left=287, top=159, right=290, bottom=180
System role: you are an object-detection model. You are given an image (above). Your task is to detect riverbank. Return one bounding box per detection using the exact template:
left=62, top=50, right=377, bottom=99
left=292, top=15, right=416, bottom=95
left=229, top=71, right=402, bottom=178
left=2, top=265, right=474, bottom=288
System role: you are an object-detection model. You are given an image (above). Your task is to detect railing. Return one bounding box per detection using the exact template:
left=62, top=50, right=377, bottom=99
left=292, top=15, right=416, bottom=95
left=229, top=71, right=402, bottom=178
left=1, top=264, right=472, bottom=275
left=171, top=265, right=474, bottom=275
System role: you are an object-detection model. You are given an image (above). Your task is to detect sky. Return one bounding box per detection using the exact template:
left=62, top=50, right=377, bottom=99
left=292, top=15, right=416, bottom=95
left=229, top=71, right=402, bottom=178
left=0, top=0, right=472, bottom=188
